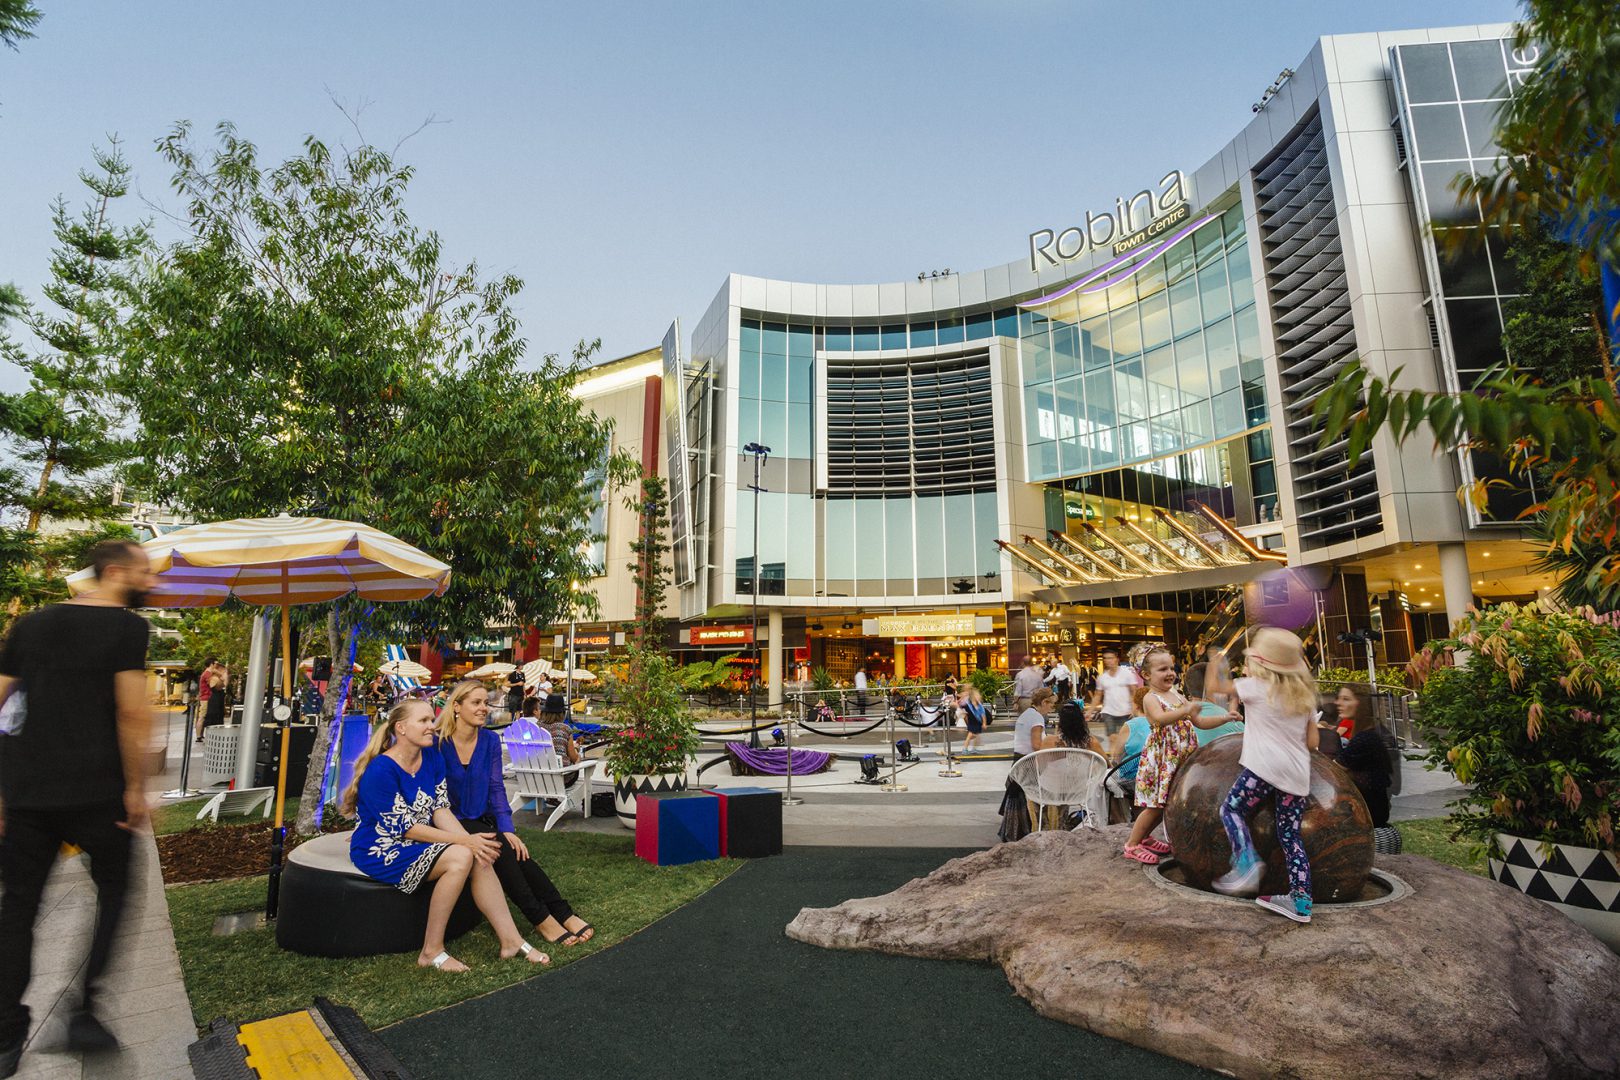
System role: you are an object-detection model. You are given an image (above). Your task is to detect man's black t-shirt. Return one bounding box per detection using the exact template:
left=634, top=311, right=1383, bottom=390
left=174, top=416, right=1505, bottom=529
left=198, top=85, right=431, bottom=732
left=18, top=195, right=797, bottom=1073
left=0, top=603, right=148, bottom=808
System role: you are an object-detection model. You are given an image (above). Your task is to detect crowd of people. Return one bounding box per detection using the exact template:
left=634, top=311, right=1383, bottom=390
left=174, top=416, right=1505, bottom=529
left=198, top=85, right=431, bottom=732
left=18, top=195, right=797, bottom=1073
left=999, top=628, right=1400, bottom=925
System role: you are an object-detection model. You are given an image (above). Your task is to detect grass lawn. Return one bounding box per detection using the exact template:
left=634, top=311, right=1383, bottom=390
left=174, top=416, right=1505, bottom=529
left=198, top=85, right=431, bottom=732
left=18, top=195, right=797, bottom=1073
left=1395, top=817, right=1488, bottom=875
left=164, top=827, right=739, bottom=1030
left=152, top=796, right=304, bottom=835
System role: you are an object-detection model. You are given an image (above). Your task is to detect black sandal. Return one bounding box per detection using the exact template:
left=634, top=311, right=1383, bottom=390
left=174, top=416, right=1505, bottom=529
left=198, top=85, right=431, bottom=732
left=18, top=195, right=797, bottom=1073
left=568, top=921, right=595, bottom=944
left=538, top=924, right=581, bottom=947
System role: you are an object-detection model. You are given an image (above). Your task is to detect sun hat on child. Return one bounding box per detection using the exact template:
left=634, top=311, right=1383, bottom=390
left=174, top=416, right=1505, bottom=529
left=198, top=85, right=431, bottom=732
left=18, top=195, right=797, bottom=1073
left=1245, top=626, right=1312, bottom=676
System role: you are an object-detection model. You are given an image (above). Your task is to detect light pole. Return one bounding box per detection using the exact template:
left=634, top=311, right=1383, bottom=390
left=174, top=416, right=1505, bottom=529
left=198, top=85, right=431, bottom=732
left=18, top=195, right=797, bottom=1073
left=743, top=441, right=770, bottom=749
left=566, top=579, right=583, bottom=709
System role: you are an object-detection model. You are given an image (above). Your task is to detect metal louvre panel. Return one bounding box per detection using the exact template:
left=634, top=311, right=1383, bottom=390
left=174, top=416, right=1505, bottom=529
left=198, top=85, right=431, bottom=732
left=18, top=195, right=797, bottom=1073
left=1253, top=109, right=1382, bottom=549
left=824, top=350, right=996, bottom=496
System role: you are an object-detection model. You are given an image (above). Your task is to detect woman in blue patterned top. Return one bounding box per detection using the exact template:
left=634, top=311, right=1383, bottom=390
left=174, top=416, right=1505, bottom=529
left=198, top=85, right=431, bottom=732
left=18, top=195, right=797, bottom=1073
left=341, top=698, right=550, bottom=972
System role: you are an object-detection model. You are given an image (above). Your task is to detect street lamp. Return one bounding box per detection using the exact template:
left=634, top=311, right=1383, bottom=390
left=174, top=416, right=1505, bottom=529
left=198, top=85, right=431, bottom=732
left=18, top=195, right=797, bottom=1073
left=743, top=441, right=770, bottom=749
left=566, top=579, right=584, bottom=708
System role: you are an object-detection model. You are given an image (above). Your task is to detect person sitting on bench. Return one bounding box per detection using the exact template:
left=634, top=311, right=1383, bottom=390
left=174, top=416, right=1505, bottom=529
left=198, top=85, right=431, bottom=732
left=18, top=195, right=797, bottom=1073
left=437, top=681, right=594, bottom=948
left=341, top=698, right=551, bottom=973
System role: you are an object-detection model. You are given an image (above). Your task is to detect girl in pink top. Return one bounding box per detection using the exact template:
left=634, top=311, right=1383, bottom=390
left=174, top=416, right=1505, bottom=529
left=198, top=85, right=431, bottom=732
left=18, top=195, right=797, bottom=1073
left=1209, top=627, right=1320, bottom=923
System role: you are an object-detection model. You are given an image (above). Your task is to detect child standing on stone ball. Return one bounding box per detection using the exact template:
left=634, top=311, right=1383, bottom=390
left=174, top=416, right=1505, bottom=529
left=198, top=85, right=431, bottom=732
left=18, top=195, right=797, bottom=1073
left=1209, top=626, right=1319, bottom=923
left=1122, top=648, right=1231, bottom=864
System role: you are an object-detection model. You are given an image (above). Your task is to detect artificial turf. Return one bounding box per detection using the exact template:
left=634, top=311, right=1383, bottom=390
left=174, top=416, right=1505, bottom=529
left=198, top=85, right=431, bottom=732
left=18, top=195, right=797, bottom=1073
left=380, top=846, right=1214, bottom=1080
left=164, top=828, right=740, bottom=1030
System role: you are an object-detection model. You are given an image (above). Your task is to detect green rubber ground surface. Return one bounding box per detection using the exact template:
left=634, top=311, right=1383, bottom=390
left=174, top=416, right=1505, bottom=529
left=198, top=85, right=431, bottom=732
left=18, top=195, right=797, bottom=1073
left=381, top=847, right=1211, bottom=1079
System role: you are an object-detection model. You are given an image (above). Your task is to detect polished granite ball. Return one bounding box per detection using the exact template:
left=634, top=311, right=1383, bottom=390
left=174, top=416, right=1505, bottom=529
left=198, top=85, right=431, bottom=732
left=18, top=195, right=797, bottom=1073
left=1163, top=734, right=1374, bottom=903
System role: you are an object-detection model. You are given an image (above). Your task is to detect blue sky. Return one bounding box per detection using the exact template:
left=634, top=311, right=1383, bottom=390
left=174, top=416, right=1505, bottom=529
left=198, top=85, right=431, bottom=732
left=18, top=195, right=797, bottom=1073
left=1, top=1, right=1518, bottom=390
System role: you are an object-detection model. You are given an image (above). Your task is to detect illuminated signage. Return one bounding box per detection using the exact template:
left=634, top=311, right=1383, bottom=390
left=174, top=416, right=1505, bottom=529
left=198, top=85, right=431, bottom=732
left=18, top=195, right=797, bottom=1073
left=930, top=635, right=1005, bottom=649
left=690, top=625, right=753, bottom=646
left=1028, top=170, right=1189, bottom=272
left=874, top=614, right=978, bottom=638
left=555, top=631, right=617, bottom=651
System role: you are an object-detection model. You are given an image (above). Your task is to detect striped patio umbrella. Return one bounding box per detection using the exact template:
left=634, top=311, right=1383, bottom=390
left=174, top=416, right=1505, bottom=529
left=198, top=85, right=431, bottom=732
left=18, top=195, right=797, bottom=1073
left=377, top=657, right=433, bottom=680
left=466, top=662, right=516, bottom=679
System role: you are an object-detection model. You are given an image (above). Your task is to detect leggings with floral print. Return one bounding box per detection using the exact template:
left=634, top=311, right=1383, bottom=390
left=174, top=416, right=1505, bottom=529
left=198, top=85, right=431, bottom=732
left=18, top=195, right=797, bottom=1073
left=1220, top=768, right=1312, bottom=899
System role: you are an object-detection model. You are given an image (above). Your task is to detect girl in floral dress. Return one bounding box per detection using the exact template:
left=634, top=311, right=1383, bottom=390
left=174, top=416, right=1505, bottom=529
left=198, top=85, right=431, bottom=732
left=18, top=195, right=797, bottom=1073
left=342, top=698, right=551, bottom=972
left=1123, top=647, right=1239, bottom=864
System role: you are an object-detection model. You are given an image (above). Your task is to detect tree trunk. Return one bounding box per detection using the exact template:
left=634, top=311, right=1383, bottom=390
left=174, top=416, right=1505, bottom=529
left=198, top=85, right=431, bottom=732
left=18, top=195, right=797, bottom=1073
left=293, top=609, right=351, bottom=836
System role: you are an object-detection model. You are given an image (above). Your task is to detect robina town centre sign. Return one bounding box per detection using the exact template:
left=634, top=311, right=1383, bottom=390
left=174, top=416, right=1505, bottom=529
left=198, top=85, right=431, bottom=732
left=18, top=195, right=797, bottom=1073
left=1028, top=170, right=1190, bottom=272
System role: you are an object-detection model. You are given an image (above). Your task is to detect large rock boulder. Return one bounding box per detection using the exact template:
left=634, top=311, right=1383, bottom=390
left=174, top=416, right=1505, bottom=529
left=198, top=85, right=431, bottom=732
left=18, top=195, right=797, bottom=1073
left=786, top=826, right=1620, bottom=1079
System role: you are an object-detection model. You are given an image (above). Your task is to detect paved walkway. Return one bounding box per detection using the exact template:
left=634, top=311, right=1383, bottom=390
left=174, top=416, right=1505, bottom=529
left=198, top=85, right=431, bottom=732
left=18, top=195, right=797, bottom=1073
left=11, top=833, right=192, bottom=1079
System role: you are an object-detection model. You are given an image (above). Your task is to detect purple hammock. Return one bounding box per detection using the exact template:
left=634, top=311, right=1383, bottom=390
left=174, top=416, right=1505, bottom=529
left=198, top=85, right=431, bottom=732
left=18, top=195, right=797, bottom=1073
left=725, top=743, right=833, bottom=777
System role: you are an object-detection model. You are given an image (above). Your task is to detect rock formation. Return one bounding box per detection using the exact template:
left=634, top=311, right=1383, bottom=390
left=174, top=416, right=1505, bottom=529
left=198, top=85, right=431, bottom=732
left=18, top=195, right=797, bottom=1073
left=786, top=826, right=1620, bottom=1079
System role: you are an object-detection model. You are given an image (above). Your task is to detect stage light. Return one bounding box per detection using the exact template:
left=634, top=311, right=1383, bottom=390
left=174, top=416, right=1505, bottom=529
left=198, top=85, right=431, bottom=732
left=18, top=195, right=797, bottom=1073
left=860, top=754, right=880, bottom=781
left=895, top=738, right=914, bottom=761
left=771, top=727, right=785, bottom=747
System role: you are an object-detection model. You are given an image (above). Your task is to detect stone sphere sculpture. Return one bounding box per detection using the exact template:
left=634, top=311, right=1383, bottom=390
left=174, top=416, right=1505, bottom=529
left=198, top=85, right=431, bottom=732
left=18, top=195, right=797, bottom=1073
left=1163, top=734, right=1374, bottom=902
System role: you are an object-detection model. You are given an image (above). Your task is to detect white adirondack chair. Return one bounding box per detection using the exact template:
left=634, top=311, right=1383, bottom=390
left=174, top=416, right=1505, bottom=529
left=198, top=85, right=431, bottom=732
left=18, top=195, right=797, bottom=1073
left=505, top=727, right=598, bottom=832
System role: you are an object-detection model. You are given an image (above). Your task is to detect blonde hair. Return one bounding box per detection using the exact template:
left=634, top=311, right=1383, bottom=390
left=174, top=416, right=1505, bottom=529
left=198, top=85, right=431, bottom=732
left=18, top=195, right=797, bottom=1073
left=1250, top=663, right=1319, bottom=720
left=436, top=680, right=488, bottom=742
left=340, top=698, right=432, bottom=816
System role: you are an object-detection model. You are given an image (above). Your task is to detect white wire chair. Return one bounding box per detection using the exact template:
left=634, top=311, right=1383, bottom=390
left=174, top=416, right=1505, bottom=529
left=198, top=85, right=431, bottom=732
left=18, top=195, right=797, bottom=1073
left=1008, top=748, right=1110, bottom=832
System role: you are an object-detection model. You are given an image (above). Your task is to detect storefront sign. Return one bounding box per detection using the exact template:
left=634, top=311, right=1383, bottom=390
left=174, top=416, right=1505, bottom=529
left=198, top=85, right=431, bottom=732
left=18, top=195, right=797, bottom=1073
left=930, top=635, right=1005, bottom=649
left=554, top=631, right=618, bottom=651
left=690, top=625, right=753, bottom=646
left=871, top=614, right=981, bottom=638
left=1028, top=170, right=1188, bottom=271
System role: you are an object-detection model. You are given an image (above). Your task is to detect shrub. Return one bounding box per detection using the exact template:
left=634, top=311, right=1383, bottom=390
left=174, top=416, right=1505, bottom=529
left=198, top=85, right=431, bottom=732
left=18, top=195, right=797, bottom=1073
left=966, top=668, right=1004, bottom=702
left=1418, top=602, right=1620, bottom=852
left=602, top=647, right=702, bottom=778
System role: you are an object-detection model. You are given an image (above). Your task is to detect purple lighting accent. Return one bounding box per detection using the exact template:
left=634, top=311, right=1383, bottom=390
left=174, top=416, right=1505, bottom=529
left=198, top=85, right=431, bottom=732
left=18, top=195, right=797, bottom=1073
left=1018, top=214, right=1219, bottom=309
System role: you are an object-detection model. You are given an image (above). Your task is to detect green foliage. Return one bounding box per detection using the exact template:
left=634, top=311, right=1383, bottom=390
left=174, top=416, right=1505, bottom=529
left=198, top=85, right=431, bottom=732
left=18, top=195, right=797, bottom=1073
left=175, top=606, right=257, bottom=674
left=602, top=647, right=700, bottom=778
left=1, top=140, right=146, bottom=622
left=677, top=653, right=741, bottom=703
left=164, top=831, right=738, bottom=1030
left=965, top=667, right=1004, bottom=701
left=626, top=473, right=670, bottom=651
left=1454, top=1, right=1620, bottom=276
left=1316, top=361, right=1620, bottom=606
left=1501, top=224, right=1609, bottom=385
left=0, top=0, right=40, bottom=49
left=1417, top=602, right=1620, bottom=852
left=116, top=122, right=629, bottom=647
left=808, top=666, right=836, bottom=692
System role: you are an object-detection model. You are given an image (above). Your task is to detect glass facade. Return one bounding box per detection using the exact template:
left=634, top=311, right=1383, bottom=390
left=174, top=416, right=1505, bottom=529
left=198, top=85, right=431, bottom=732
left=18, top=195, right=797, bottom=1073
left=734, top=320, right=816, bottom=596
left=1393, top=38, right=1538, bottom=521
left=1019, top=205, right=1267, bottom=487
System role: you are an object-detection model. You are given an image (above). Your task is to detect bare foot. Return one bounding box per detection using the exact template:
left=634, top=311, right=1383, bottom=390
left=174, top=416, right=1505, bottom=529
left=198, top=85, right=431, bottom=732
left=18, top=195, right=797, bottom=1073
left=500, top=940, right=550, bottom=965
left=418, top=950, right=468, bottom=973
left=562, top=916, right=593, bottom=943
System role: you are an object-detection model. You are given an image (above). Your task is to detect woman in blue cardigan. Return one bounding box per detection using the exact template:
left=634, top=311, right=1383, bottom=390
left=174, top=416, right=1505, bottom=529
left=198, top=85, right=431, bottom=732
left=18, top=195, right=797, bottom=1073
left=437, top=681, right=594, bottom=947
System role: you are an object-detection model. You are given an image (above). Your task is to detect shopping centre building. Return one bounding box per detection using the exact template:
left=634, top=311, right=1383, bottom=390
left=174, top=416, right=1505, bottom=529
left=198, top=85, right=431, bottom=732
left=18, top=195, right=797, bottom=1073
left=549, top=22, right=1555, bottom=692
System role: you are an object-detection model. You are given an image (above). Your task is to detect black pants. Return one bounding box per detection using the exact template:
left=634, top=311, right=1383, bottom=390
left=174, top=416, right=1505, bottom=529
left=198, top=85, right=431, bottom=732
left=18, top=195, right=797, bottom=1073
left=0, top=802, right=133, bottom=1044
left=458, top=816, right=573, bottom=927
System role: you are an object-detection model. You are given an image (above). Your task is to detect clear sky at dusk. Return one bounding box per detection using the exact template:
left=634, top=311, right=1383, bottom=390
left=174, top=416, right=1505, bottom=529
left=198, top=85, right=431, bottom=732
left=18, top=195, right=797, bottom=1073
left=1, top=1, right=1518, bottom=391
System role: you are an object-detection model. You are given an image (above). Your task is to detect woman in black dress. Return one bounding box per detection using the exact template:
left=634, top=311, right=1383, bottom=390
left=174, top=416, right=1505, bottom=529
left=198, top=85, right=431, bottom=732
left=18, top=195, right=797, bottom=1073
left=1334, top=684, right=1400, bottom=852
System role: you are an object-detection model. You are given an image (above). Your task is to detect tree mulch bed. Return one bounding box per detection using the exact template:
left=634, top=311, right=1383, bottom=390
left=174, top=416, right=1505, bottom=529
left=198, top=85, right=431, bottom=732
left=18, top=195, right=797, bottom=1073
left=157, top=818, right=347, bottom=885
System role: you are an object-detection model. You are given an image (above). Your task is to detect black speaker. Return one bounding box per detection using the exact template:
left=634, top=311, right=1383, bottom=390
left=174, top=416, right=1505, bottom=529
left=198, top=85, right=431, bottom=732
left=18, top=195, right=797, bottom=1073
left=310, top=656, right=333, bottom=681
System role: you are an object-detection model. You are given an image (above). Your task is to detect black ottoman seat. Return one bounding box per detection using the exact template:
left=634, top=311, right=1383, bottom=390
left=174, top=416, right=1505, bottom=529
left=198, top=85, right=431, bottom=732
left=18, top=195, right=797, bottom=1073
left=276, top=831, right=480, bottom=958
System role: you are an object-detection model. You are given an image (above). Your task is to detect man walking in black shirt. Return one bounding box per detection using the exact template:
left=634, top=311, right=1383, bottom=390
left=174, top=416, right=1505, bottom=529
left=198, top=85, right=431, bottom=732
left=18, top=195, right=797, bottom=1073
left=0, top=540, right=154, bottom=1077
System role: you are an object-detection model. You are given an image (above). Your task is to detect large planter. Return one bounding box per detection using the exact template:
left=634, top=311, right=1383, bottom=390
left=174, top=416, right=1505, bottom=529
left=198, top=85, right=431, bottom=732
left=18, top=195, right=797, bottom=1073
left=1490, top=832, right=1620, bottom=952
left=613, top=771, right=687, bottom=829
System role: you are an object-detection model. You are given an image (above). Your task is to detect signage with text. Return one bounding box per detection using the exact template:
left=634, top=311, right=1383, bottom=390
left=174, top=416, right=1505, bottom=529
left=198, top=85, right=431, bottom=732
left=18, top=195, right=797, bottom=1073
left=929, top=635, right=1005, bottom=649
left=689, top=625, right=754, bottom=646
left=871, top=614, right=981, bottom=638
left=554, top=631, right=617, bottom=651
left=1029, top=170, right=1189, bottom=272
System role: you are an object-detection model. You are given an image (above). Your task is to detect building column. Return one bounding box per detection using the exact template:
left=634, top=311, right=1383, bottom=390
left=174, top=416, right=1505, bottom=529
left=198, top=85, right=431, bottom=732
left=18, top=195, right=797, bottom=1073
left=767, top=608, right=783, bottom=710
left=1438, top=542, right=1474, bottom=632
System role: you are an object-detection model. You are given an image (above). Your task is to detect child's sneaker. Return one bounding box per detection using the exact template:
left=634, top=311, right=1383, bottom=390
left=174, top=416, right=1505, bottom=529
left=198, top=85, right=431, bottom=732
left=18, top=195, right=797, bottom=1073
left=1211, top=855, right=1264, bottom=896
left=1256, top=893, right=1312, bottom=923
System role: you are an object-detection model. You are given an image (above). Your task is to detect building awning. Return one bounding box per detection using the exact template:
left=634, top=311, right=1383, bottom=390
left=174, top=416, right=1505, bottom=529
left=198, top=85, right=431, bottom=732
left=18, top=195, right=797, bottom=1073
left=999, top=505, right=1285, bottom=603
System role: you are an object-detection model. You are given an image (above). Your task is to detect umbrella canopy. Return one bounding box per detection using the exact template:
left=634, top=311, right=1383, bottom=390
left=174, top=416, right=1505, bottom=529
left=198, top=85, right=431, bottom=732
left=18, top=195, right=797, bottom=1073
left=566, top=668, right=598, bottom=682
left=378, top=658, right=432, bottom=680
left=66, top=515, right=451, bottom=607
left=520, top=659, right=562, bottom=684
left=466, top=662, right=516, bottom=679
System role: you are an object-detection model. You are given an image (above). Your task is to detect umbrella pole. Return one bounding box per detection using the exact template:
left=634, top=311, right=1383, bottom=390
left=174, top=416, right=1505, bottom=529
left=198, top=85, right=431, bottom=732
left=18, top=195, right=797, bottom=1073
left=267, top=603, right=292, bottom=919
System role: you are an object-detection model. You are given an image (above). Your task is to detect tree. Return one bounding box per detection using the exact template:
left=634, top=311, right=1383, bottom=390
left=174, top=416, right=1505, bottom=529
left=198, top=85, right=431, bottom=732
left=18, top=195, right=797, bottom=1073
left=1501, top=223, right=1609, bottom=385
left=0, top=139, right=145, bottom=625
left=0, top=0, right=40, bottom=49
left=117, top=122, right=631, bottom=832
left=626, top=473, right=671, bottom=652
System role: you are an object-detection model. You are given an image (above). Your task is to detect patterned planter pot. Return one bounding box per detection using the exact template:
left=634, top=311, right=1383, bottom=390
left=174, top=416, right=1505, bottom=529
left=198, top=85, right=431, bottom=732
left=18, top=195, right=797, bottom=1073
left=613, top=771, right=687, bottom=829
left=1490, top=832, right=1620, bottom=952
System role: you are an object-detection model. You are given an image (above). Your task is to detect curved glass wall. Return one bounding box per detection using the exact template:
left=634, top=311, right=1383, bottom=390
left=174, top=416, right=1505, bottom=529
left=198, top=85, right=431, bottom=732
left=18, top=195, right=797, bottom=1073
left=1020, top=204, right=1266, bottom=484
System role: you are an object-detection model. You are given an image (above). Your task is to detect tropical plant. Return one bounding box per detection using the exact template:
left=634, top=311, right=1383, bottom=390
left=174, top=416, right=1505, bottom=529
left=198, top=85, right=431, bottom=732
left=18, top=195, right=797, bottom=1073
left=808, top=666, right=836, bottom=693
left=966, top=667, right=1004, bottom=702
left=1417, top=602, right=1620, bottom=853
left=677, top=653, right=740, bottom=704
left=603, top=473, right=697, bottom=778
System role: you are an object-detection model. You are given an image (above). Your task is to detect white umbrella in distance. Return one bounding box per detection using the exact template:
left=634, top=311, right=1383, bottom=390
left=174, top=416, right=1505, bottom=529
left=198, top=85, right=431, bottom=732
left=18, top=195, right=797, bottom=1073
left=466, top=662, right=516, bottom=680
left=377, top=658, right=432, bottom=680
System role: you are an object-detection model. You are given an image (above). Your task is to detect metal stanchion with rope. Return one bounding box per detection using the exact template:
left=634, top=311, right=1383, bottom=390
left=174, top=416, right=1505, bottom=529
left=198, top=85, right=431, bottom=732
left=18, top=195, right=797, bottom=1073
left=163, top=696, right=203, bottom=799
left=881, top=701, right=907, bottom=792
left=782, top=693, right=803, bottom=806
left=938, top=698, right=962, bottom=778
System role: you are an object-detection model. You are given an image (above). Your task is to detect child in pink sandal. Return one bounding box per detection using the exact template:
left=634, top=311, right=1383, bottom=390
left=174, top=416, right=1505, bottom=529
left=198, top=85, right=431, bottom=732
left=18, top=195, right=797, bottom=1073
left=1123, top=647, right=1237, bottom=864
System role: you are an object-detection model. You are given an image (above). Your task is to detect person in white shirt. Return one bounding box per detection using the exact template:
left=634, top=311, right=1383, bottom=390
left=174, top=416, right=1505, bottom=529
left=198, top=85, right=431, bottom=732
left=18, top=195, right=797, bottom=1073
left=853, top=667, right=868, bottom=715
left=999, top=688, right=1058, bottom=841
left=1045, top=659, right=1074, bottom=703
left=1089, top=648, right=1139, bottom=737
